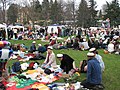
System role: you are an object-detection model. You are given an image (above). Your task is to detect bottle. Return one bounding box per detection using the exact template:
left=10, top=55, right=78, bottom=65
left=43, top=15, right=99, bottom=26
left=8, top=66, right=11, bottom=74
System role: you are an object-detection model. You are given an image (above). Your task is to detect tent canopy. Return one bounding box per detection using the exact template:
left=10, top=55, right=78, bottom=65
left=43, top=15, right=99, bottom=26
left=47, top=24, right=66, bottom=34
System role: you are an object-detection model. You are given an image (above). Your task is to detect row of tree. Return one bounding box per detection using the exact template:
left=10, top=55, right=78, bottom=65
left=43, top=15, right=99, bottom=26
left=0, top=0, right=120, bottom=28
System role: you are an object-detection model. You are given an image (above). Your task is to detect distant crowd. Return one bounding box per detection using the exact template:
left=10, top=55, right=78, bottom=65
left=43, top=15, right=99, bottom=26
left=4, top=27, right=119, bottom=55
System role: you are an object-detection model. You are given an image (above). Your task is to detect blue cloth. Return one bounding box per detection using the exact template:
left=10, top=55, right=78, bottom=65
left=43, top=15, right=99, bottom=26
left=95, top=54, right=105, bottom=72
left=38, top=46, right=46, bottom=53
left=29, top=44, right=36, bottom=52
left=41, top=63, right=51, bottom=69
left=87, top=58, right=102, bottom=84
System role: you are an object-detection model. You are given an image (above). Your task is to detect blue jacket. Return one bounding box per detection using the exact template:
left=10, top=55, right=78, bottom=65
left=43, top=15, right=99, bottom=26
left=30, top=44, right=36, bottom=52
left=38, top=46, right=46, bottom=53
left=87, top=57, right=102, bottom=84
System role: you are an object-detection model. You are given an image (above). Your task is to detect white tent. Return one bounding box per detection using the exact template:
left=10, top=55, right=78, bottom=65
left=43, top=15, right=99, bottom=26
left=8, top=25, right=24, bottom=31
left=47, top=24, right=66, bottom=34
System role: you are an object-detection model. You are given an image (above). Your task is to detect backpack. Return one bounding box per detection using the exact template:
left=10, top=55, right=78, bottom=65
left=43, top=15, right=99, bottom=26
left=28, top=62, right=35, bottom=70
left=44, top=68, right=52, bottom=75
left=81, top=60, right=87, bottom=73
left=12, top=62, right=21, bottom=72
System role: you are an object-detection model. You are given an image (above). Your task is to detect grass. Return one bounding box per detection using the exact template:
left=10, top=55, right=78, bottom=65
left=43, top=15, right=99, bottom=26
left=7, top=40, right=120, bottom=90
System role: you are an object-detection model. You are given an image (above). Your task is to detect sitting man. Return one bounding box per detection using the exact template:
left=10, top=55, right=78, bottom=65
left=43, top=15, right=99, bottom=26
left=79, top=48, right=105, bottom=72
left=29, top=41, right=36, bottom=53
left=41, top=46, right=57, bottom=69
left=57, top=54, right=77, bottom=74
left=81, top=52, right=102, bottom=89
left=89, top=48, right=105, bottom=72
left=37, top=44, right=47, bottom=53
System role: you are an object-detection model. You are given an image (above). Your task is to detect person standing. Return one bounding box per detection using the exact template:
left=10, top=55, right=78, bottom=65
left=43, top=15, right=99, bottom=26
left=13, top=28, right=18, bottom=39
left=81, top=52, right=102, bottom=89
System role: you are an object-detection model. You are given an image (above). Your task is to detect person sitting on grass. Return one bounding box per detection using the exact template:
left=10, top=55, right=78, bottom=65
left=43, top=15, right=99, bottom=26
left=29, top=41, right=36, bottom=53
left=89, top=48, right=105, bottom=72
left=37, top=44, right=47, bottom=53
left=57, top=54, right=77, bottom=74
left=79, top=48, right=105, bottom=73
left=41, top=46, right=57, bottom=69
left=81, top=52, right=102, bottom=89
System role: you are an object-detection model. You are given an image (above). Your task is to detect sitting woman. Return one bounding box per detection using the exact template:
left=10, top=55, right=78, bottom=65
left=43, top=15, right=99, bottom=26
left=41, top=46, right=57, bottom=69
left=57, top=54, right=77, bottom=74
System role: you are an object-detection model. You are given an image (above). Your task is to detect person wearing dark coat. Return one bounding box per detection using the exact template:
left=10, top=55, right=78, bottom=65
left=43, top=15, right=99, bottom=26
left=37, top=44, right=47, bottom=53
left=57, top=54, right=76, bottom=74
left=29, top=41, right=36, bottom=53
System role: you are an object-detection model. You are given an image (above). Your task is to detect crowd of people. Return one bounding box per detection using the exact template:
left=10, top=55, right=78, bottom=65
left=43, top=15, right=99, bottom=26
left=0, top=26, right=120, bottom=89
left=0, top=25, right=120, bottom=55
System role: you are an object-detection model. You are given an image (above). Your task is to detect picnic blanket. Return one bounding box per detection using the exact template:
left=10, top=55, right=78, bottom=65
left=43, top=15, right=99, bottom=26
left=6, top=82, right=49, bottom=90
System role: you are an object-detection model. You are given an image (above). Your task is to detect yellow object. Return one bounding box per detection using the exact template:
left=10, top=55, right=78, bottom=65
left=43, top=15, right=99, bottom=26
left=104, top=50, right=109, bottom=54
left=26, top=70, right=38, bottom=74
left=75, top=72, right=80, bottom=76
left=32, top=83, right=50, bottom=90
left=0, top=41, right=4, bottom=47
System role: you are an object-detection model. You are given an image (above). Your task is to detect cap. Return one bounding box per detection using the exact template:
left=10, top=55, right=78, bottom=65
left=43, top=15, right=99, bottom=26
left=87, top=52, right=95, bottom=57
left=89, top=48, right=96, bottom=52
left=95, top=38, right=99, bottom=41
left=38, top=44, right=42, bottom=46
left=113, top=36, right=119, bottom=39
left=52, top=37, right=56, bottom=40
left=47, top=46, right=53, bottom=50
left=32, top=41, right=36, bottom=43
left=57, top=54, right=63, bottom=58
left=83, top=39, right=86, bottom=41
left=90, top=37, right=95, bottom=39
left=71, top=36, right=74, bottom=38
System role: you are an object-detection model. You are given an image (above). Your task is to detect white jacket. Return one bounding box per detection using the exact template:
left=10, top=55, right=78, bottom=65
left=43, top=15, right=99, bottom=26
left=44, top=51, right=57, bottom=67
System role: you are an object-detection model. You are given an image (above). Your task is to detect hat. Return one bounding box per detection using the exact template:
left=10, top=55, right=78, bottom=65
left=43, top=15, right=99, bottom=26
left=57, top=54, right=63, bottom=58
left=95, top=38, right=99, bottom=41
left=113, top=36, right=119, bottom=39
left=52, top=37, right=56, bottom=40
left=89, top=48, right=96, bottom=52
left=38, top=44, right=42, bottom=46
left=71, top=36, right=74, bottom=38
left=47, top=46, right=53, bottom=50
left=90, top=37, right=95, bottom=39
left=83, top=39, right=86, bottom=42
left=87, top=52, right=95, bottom=57
left=32, top=41, right=36, bottom=43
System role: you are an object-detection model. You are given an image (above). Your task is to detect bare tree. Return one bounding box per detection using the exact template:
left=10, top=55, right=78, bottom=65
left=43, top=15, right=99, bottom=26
left=0, top=0, right=12, bottom=23
left=18, top=0, right=42, bottom=28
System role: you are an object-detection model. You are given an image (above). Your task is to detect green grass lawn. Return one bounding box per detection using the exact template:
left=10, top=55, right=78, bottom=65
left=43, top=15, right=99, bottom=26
left=7, top=40, right=120, bottom=90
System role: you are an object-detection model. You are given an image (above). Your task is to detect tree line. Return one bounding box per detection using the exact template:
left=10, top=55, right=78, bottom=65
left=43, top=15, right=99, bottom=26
left=0, top=0, right=120, bottom=28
